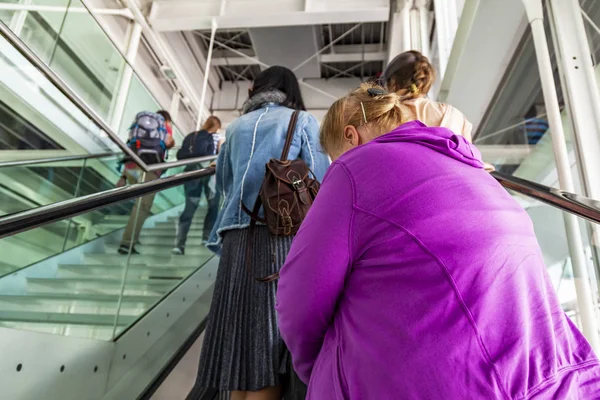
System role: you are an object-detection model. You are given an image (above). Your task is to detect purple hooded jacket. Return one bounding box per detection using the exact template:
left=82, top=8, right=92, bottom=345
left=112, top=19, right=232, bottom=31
left=276, top=121, right=600, bottom=399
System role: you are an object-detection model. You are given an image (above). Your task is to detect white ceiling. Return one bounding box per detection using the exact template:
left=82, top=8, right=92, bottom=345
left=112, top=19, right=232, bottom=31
left=149, top=0, right=390, bottom=31
left=148, top=0, right=394, bottom=120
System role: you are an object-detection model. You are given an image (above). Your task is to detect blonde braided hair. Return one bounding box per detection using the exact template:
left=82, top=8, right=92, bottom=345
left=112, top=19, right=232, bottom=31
left=320, top=83, right=406, bottom=156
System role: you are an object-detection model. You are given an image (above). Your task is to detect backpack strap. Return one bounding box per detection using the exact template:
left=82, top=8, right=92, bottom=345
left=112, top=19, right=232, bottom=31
left=245, top=196, right=279, bottom=283
left=280, top=110, right=300, bottom=162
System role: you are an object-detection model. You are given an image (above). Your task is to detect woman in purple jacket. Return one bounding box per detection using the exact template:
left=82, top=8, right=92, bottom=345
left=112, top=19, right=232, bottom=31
left=276, top=84, right=600, bottom=399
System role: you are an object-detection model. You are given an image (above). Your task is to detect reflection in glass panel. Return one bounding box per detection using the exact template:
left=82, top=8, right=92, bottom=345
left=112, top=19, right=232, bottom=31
left=48, top=0, right=125, bottom=120
left=0, top=158, right=86, bottom=217
left=0, top=98, right=63, bottom=150
left=474, top=16, right=568, bottom=183
left=0, top=0, right=73, bottom=63
left=0, top=154, right=123, bottom=217
left=0, top=178, right=214, bottom=340
left=0, top=23, right=119, bottom=155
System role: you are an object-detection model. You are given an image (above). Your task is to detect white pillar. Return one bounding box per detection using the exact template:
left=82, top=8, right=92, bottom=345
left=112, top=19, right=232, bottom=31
left=170, top=92, right=181, bottom=124
left=388, top=0, right=431, bottom=64
left=547, top=0, right=600, bottom=200
left=387, top=1, right=411, bottom=63
left=418, top=0, right=431, bottom=59
left=433, top=0, right=458, bottom=79
left=109, top=21, right=143, bottom=134
left=196, top=18, right=217, bottom=131
left=522, top=0, right=600, bottom=352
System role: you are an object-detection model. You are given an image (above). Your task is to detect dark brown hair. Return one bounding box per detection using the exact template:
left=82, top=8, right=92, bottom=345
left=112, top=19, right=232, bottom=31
left=382, top=50, right=435, bottom=99
left=156, top=110, right=172, bottom=122
left=202, top=116, right=221, bottom=132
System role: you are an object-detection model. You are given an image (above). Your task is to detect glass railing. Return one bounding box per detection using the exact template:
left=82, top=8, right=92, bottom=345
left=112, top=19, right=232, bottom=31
left=0, top=153, right=122, bottom=217
left=0, top=167, right=216, bottom=340
left=493, top=172, right=600, bottom=347
left=0, top=14, right=211, bottom=197
left=0, top=1, right=187, bottom=152
left=0, top=26, right=121, bottom=156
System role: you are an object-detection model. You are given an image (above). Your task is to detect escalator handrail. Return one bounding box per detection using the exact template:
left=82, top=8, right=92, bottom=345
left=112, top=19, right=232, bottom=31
left=0, top=152, right=217, bottom=171
left=0, top=22, right=216, bottom=174
left=0, top=152, right=119, bottom=168
left=2, top=168, right=596, bottom=241
left=0, top=167, right=215, bottom=240
left=492, top=171, right=600, bottom=224
left=146, top=155, right=217, bottom=171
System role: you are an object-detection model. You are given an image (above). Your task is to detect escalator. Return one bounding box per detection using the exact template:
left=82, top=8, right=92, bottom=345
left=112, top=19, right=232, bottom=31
left=1, top=6, right=600, bottom=400
left=0, top=14, right=221, bottom=400
left=0, top=166, right=219, bottom=400
left=0, top=166, right=216, bottom=340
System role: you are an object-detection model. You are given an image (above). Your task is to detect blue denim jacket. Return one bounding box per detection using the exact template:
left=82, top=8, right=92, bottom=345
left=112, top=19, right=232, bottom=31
left=206, top=105, right=330, bottom=254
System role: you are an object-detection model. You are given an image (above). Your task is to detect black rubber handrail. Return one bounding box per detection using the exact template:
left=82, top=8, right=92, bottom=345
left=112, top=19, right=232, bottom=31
left=1, top=167, right=598, bottom=240
left=492, top=171, right=600, bottom=224
left=0, top=167, right=215, bottom=239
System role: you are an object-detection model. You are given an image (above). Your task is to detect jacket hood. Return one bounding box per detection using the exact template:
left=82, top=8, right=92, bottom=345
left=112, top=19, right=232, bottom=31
left=373, top=120, right=484, bottom=169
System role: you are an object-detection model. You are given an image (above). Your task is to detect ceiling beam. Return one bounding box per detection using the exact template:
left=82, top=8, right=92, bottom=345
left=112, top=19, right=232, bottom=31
left=150, top=3, right=389, bottom=32
left=321, top=52, right=386, bottom=63
left=211, top=51, right=387, bottom=66
left=211, top=57, right=259, bottom=66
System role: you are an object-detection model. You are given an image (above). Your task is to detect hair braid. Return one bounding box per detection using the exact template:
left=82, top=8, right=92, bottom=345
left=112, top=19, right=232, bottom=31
left=383, top=50, right=436, bottom=99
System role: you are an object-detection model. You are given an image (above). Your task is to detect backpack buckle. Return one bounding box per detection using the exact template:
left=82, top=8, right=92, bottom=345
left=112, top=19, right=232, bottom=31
left=292, top=179, right=305, bottom=190
left=279, top=207, right=293, bottom=235
left=282, top=215, right=293, bottom=235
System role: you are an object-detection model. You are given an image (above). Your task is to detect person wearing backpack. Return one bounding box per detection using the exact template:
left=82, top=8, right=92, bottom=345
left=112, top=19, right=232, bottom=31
left=118, top=110, right=175, bottom=255
left=187, top=66, right=329, bottom=400
left=172, top=116, right=222, bottom=255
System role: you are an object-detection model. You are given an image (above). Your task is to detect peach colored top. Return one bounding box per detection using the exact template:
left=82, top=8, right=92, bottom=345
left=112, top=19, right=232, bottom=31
left=400, top=97, right=473, bottom=142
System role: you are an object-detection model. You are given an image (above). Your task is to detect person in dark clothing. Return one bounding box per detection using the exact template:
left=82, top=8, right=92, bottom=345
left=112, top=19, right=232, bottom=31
left=172, top=116, right=222, bottom=255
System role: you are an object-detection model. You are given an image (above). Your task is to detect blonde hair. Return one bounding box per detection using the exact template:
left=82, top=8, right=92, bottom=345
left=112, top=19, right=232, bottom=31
left=383, top=50, right=435, bottom=100
left=320, top=83, right=405, bottom=155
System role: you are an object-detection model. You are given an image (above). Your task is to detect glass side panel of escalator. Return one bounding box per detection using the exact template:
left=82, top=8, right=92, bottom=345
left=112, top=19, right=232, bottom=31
left=0, top=153, right=124, bottom=216
left=0, top=4, right=187, bottom=145
left=0, top=172, right=217, bottom=341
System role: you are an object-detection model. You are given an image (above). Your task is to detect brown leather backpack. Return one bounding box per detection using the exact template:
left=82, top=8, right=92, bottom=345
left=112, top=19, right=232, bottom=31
left=243, top=110, right=320, bottom=282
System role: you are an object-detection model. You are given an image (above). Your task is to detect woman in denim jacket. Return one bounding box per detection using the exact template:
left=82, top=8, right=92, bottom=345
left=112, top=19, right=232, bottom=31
left=191, top=66, right=330, bottom=400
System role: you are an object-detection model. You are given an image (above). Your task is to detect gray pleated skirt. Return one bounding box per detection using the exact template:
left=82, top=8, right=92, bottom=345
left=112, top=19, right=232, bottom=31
left=193, top=226, right=306, bottom=398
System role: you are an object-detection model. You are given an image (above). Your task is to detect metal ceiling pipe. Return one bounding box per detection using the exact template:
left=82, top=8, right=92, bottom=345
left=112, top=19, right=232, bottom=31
left=196, top=19, right=218, bottom=130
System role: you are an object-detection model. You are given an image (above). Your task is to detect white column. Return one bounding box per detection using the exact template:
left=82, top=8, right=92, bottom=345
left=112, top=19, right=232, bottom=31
left=522, top=0, right=600, bottom=352
left=109, top=21, right=143, bottom=134
left=433, top=0, right=458, bottom=79
left=388, top=0, right=431, bottom=63
left=387, top=1, right=411, bottom=63
left=418, top=0, right=430, bottom=59
left=169, top=92, right=181, bottom=123
left=196, top=18, right=217, bottom=131
left=547, top=0, right=600, bottom=200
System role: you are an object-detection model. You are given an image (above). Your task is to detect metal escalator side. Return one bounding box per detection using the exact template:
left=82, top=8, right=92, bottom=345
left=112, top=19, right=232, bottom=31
left=0, top=165, right=218, bottom=400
